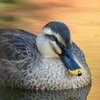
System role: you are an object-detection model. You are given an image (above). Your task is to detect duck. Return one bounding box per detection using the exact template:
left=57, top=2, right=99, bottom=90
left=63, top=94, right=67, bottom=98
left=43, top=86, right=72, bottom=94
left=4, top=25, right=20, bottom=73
left=0, top=21, right=91, bottom=90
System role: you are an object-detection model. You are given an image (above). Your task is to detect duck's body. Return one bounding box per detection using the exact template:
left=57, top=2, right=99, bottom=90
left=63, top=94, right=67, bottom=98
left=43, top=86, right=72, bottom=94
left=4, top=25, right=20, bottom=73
left=0, top=22, right=91, bottom=90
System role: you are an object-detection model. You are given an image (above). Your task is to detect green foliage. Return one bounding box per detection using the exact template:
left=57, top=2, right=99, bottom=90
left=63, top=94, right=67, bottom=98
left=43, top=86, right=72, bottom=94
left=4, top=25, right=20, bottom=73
left=0, top=16, right=16, bottom=23
left=0, top=0, right=16, bottom=3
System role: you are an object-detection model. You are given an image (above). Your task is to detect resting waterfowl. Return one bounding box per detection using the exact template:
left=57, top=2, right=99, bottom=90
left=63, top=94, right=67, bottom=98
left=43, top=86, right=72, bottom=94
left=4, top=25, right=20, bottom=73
left=0, top=21, right=91, bottom=90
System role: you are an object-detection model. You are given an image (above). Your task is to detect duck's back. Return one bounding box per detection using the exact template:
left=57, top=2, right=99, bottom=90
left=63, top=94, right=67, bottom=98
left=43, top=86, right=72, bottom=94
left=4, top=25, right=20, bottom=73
left=0, top=28, right=39, bottom=88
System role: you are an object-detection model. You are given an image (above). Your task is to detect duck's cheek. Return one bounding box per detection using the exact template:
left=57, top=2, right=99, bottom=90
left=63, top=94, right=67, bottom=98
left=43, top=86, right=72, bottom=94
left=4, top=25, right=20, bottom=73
left=50, top=41, right=62, bottom=55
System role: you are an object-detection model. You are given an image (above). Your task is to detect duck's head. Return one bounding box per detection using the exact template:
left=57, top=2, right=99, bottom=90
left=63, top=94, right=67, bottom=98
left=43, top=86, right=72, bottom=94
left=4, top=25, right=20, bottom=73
left=36, top=21, right=83, bottom=76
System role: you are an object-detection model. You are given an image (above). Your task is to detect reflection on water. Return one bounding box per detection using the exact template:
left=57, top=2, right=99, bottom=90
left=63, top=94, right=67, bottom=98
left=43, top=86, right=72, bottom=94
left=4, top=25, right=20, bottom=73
left=0, top=0, right=100, bottom=100
left=0, top=16, right=16, bottom=22
left=0, top=84, right=91, bottom=100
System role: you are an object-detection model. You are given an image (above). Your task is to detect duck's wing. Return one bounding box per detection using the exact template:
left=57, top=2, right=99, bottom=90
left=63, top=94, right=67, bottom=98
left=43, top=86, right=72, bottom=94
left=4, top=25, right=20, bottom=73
left=0, top=28, right=38, bottom=87
left=72, top=42, right=86, bottom=65
left=0, top=28, right=37, bottom=60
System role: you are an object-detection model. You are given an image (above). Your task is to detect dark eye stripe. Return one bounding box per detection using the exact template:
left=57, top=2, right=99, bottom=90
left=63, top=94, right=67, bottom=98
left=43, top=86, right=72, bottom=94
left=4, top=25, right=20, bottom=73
left=45, top=34, right=64, bottom=50
left=50, top=43, right=59, bottom=55
left=57, top=42, right=64, bottom=50
left=45, top=34, right=57, bottom=41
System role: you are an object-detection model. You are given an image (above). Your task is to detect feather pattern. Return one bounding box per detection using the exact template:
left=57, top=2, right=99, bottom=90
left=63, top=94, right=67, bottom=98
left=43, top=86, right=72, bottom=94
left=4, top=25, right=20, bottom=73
left=0, top=28, right=91, bottom=90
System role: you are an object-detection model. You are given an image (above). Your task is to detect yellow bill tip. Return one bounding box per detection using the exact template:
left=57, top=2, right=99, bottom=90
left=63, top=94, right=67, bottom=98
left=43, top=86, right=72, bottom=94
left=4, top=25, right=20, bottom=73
left=69, top=69, right=84, bottom=76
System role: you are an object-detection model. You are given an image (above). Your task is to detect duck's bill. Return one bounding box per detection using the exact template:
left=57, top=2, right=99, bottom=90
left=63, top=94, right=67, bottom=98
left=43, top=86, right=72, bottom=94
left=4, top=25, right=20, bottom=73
left=59, top=47, right=84, bottom=76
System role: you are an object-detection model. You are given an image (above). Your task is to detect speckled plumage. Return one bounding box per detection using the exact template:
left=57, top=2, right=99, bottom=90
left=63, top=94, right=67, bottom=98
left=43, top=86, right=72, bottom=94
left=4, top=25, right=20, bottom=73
left=0, top=25, right=91, bottom=90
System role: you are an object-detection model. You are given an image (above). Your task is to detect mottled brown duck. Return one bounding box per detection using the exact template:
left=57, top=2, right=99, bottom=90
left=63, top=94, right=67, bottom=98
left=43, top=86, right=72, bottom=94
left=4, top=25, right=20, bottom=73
left=0, top=21, right=91, bottom=90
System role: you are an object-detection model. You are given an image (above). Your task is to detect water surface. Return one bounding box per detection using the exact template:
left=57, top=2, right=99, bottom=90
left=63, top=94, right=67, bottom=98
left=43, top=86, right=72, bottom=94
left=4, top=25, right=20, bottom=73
left=0, top=1, right=100, bottom=100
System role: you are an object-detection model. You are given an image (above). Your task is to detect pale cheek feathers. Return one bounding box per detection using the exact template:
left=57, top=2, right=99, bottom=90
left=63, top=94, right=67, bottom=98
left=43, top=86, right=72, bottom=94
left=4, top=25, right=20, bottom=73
left=40, top=41, right=60, bottom=58
left=36, top=36, right=61, bottom=58
left=36, top=28, right=62, bottom=58
left=51, top=41, right=62, bottom=55
left=43, top=27, right=53, bottom=35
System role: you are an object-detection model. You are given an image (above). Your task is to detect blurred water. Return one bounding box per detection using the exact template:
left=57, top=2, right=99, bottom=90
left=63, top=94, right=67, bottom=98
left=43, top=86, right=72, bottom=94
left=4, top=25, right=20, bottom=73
left=0, top=0, right=100, bottom=100
left=0, top=84, right=91, bottom=100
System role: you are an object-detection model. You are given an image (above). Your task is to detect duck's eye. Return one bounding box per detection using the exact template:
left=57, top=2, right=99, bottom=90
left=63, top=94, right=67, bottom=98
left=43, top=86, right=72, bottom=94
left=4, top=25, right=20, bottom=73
left=50, top=35, right=57, bottom=41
